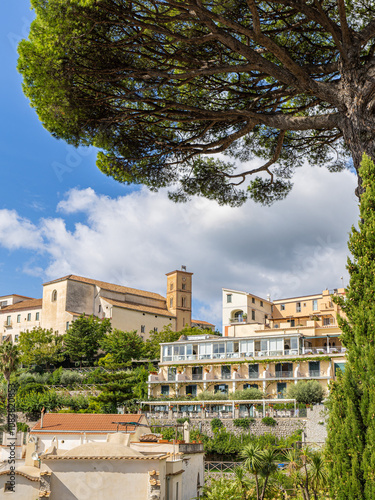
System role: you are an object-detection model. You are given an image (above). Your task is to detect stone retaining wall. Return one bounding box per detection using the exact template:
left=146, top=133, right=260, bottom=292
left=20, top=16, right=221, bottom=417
left=149, top=417, right=305, bottom=439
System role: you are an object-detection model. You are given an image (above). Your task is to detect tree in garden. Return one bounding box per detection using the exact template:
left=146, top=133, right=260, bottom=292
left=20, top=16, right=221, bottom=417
left=18, top=327, right=64, bottom=368
left=0, top=341, right=20, bottom=431
left=326, top=154, right=375, bottom=499
left=18, top=1, right=375, bottom=205
left=286, top=380, right=325, bottom=405
left=283, top=446, right=329, bottom=500
left=99, top=329, right=144, bottom=367
left=142, top=324, right=181, bottom=360
left=63, top=315, right=111, bottom=366
left=241, top=443, right=278, bottom=500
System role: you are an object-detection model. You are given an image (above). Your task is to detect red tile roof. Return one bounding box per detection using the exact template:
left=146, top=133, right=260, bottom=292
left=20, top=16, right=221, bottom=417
left=0, top=298, right=42, bottom=312
left=31, top=413, right=146, bottom=433
left=43, top=275, right=166, bottom=301
left=103, top=298, right=175, bottom=318
left=192, top=319, right=215, bottom=327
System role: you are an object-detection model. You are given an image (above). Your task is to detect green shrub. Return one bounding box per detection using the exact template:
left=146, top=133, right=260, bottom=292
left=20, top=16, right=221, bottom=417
left=233, top=417, right=255, bottom=429
left=17, top=383, right=47, bottom=398
left=17, top=422, right=30, bottom=432
left=177, top=417, right=190, bottom=424
left=60, top=370, right=83, bottom=386
left=262, top=416, right=277, bottom=427
left=230, top=388, right=264, bottom=400
left=287, top=379, right=325, bottom=404
left=211, top=418, right=223, bottom=432
left=197, top=391, right=228, bottom=401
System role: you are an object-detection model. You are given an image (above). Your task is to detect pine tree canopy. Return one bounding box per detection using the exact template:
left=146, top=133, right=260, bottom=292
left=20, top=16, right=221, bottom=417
left=18, top=0, right=375, bottom=205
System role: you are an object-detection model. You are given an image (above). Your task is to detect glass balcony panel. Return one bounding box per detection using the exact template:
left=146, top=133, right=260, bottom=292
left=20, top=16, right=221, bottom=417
left=309, top=370, right=321, bottom=377
left=275, top=371, right=293, bottom=378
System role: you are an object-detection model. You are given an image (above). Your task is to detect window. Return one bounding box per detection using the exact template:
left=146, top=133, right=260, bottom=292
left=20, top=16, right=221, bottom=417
left=27, top=313, right=31, bottom=321
left=154, top=327, right=158, bottom=333
left=334, top=362, right=346, bottom=375
left=221, top=365, right=231, bottom=379
left=240, top=340, right=254, bottom=356
left=141, top=325, right=145, bottom=334
left=199, top=343, right=212, bottom=359
left=280, top=304, right=285, bottom=310
left=66, top=321, right=70, bottom=330
left=98, top=305, right=102, bottom=313
left=176, top=482, right=179, bottom=500
left=290, top=319, right=295, bottom=327
left=260, top=300, right=263, bottom=307
left=227, top=294, right=232, bottom=303
left=14, top=335, right=19, bottom=343
left=312, top=299, right=318, bottom=311
left=275, top=363, right=293, bottom=378
left=36, top=312, right=40, bottom=321
left=248, top=364, right=259, bottom=379
left=252, top=297, right=255, bottom=304
left=251, top=310, right=255, bottom=321
left=6, top=316, right=11, bottom=326
left=277, top=382, right=287, bottom=399
left=323, top=317, right=333, bottom=325
left=213, top=342, right=225, bottom=358
left=182, top=283, right=186, bottom=290
left=269, top=338, right=283, bottom=355
left=163, top=345, right=173, bottom=361
left=186, top=385, right=197, bottom=396
left=17, top=314, right=21, bottom=323
left=170, top=283, right=174, bottom=290
left=182, top=297, right=186, bottom=307
left=192, top=367, right=202, bottom=380
left=234, top=311, right=243, bottom=322
left=309, top=361, right=320, bottom=377
left=170, top=297, right=173, bottom=308
left=0, top=301, right=8, bottom=308
left=226, top=341, right=239, bottom=358
left=51, top=289, right=57, bottom=302
left=161, top=385, right=170, bottom=396
left=244, top=383, right=258, bottom=389
left=214, top=384, right=228, bottom=394
left=296, top=302, right=301, bottom=313
left=168, top=367, right=177, bottom=381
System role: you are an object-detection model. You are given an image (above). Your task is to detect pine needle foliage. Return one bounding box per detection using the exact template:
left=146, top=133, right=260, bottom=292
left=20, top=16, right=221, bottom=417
left=326, top=154, right=375, bottom=499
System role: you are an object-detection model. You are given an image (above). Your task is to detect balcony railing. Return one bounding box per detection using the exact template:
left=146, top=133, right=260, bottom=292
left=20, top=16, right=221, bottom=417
left=275, top=371, right=293, bottom=378
left=192, top=374, right=203, bottom=380
left=308, top=370, right=321, bottom=377
left=161, top=346, right=345, bottom=363
left=221, top=373, right=232, bottom=380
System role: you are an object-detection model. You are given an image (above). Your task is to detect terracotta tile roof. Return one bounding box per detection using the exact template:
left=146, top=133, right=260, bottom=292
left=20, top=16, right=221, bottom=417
left=103, top=298, right=175, bottom=318
left=31, top=413, right=145, bottom=433
left=0, top=298, right=42, bottom=312
left=0, top=294, right=34, bottom=300
left=192, top=319, right=215, bottom=327
left=43, top=275, right=166, bottom=301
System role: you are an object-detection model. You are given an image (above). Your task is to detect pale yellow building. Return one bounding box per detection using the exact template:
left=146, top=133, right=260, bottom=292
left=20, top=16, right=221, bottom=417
left=0, top=269, right=212, bottom=343
left=148, top=288, right=346, bottom=400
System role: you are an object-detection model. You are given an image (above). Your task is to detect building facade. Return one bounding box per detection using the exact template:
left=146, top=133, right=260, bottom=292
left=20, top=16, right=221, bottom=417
left=0, top=269, right=213, bottom=343
left=148, top=288, right=346, bottom=400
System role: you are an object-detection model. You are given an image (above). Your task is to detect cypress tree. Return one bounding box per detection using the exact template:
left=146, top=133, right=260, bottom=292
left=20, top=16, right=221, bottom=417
left=326, top=154, right=375, bottom=499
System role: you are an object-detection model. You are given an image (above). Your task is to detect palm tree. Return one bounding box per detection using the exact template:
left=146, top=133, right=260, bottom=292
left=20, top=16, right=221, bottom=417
left=241, top=443, right=264, bottom=499
left=241, top=444, right=279, bottom=500
left=0, top=341, right=19, bottom=432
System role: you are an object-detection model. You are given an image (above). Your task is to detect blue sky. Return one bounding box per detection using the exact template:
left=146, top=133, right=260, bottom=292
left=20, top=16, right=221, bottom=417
left=0, top=1, right=360, bottom=329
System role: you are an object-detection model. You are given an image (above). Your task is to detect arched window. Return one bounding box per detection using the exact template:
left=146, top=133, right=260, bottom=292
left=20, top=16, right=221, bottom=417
left=234, top=310, right=243, bottom=322
left=51, top=290, right=57, bottom=302
left=182, top=297, right=186, bottom=307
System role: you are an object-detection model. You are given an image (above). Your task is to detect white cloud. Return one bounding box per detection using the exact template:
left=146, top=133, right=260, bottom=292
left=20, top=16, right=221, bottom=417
left=0, top=166, right=358, bottom=329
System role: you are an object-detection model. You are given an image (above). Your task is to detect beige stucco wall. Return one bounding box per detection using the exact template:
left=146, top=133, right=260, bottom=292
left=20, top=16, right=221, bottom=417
left=41, top=280, right=70, bottom=334
left=44, top=458, right=165, bottom=500
left=0, top=473, right=39, bottom=500
left=109, top=303, right=176, bottom=340
left=1, top=307, right=42, bottom=342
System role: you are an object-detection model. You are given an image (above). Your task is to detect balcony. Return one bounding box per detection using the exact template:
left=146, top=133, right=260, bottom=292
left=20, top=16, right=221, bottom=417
left=275, top=371, right=293, bottom=378
left=308, top=370, right=322, bottom=377
left=192, top=374, right=203, bottom=380
left=3, top=321, right=12, bottom=328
